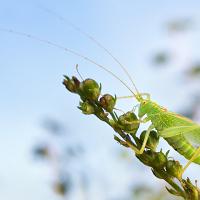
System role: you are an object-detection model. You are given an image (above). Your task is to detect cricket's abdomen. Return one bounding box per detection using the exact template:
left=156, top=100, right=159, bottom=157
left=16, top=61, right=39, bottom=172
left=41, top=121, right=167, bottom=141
left=165, top=135, right=200, bottom=164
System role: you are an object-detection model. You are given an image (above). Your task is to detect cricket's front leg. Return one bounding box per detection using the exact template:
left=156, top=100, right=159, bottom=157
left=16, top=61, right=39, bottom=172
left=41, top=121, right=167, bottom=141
left=129, top=124, right=154, bottom=155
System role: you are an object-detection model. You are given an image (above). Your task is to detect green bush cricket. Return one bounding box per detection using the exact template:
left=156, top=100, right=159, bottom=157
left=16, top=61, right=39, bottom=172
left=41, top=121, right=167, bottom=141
left=1, top=12, right=200, bottom=178
left=119, top=92, right=200, bottom=177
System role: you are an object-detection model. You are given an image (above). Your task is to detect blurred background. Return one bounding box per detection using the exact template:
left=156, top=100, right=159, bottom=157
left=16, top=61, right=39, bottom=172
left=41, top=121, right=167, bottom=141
left=0, top=0, right=200, bottom=199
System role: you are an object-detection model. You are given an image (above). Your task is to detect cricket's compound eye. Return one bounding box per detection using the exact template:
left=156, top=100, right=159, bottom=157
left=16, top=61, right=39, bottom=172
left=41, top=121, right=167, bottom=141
left=142, top=100, right=147, bottom=105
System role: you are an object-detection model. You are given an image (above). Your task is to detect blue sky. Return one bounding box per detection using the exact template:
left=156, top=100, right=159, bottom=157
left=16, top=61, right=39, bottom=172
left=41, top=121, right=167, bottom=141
left=1, top=1, right=200, bottom=199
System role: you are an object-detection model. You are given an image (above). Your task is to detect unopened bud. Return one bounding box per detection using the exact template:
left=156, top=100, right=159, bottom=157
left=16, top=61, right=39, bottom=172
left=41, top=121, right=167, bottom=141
left=78, top=79, right=101, bottom=101
left=140, top=130, right=159, bottom=151
left=152, top=169, right=164, bottom=179
left=99, top=94, right=116, bottom=112
left=63, top=76, right=80, bottom=93
left=152, top=151, right=167, bottom=169
left=118, top=112, right=139, bottom=134
left=182, top=178, right=199, bottom=199
left=166, top=160, right=183, bottom=179
left=78, top=101, right=95, bottom=115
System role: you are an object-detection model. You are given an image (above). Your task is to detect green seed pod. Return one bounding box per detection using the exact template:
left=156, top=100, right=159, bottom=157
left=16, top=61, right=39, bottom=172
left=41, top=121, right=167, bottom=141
left=140, top=130, right=159, bottom=151
left=99, top=94, right=116, bottom=112
left=137, top=150, right=166, bottom=170
left=78, top=101, right=95, bottom=115
left=78, top=79, right=101, bottom=101
left=118, top=112, right=139, bottom=134
left=182, top=178, right=199, bottom=199
left=152, top=151, right=167, bottom=169
left=152, top=169, right=164, bottom=179
left=98, top=110, right=109, bottom=121
left=166, top=160, right=183, bottom=179
left=136, top=150, right=153, bottom=166
left=63, top=76, right=80, bottom=93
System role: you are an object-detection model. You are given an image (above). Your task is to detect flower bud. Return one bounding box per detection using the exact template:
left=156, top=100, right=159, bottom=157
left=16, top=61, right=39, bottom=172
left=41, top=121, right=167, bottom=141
left=99, top=94, right=116, bottom=112
left=152, top=169, right=164, bottom=179
left=152, top=151, right=167, bottom=169
left=136, top=150, right=152, bottom=166
left=118, top=112, right=139, bottom=134
left=78, top=101, right=95, bottom=115
left=166, top=160, right=183, bottom=179
left=137, top=149, right=167, bottom=171
left=63, top=76, right=80, bottom=93
left=140, top=130, right=159, bottom=151
left=98, top=110, right=109, bottom=121
left=182, top=178, right=199, bottom=199
left=78, top=79, right=101, bottom=101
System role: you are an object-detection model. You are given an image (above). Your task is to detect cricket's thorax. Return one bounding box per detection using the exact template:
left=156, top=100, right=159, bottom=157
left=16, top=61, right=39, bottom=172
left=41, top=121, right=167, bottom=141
left=139, top=100, right=169, bottom=131
left=139, top=100, right=194, bottom=131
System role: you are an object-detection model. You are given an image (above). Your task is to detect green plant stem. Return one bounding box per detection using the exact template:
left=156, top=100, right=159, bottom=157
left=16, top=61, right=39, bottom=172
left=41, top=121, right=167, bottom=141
left=64, top=76, right=200, bottom=200
left=163, top=174, right=185, bottom=197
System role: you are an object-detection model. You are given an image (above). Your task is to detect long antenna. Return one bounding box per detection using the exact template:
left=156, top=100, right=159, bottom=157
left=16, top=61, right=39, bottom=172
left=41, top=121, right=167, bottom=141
left=76, top=64, right=84, bottom=81
left=40, top=6, right=140, bottom=94
left=0, top=28, right=136, bottom=97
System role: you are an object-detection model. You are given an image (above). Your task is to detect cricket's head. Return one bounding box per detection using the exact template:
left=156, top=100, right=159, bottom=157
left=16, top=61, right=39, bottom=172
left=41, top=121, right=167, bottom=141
left=136, top=93, right=152, bottom=118
left=138, top=100, right=152, bottom=118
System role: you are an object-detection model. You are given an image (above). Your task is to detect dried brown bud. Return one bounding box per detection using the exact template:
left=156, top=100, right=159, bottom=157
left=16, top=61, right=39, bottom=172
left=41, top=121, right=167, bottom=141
left=99, top=94, right=116, bottom=112
left=63, top=76, right=80, bottom=93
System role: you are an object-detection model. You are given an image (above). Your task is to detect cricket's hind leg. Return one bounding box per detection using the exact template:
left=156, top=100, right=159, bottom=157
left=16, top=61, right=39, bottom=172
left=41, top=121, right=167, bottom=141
left=181, top=146, right=200, bottom=177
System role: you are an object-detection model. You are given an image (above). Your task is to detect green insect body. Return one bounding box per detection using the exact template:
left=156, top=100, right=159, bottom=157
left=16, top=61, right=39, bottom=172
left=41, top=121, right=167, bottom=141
left=138, top=98, right=200, bottom=164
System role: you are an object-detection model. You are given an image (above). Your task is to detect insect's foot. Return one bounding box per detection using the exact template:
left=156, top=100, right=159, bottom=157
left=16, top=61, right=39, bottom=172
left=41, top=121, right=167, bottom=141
left=136, top=149, right=145, bottom=155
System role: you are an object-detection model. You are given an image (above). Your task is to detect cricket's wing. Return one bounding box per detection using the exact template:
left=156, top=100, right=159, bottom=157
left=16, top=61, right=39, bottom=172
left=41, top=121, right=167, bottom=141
left=160, top=125, right=200, bottom=144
